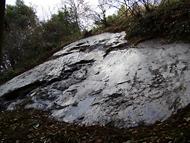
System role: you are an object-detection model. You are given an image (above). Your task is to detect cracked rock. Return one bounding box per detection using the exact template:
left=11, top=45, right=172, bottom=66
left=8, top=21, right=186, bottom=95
left=0, top=33, right=190, bottom=128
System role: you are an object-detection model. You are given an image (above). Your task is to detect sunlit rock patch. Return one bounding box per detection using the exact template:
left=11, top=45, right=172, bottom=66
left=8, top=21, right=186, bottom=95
left=0, top=32, right=190, bottom=128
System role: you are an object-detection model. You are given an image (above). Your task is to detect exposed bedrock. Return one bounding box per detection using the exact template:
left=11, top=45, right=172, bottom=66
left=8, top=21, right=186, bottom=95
left=0, top=32, right=190, bottom=128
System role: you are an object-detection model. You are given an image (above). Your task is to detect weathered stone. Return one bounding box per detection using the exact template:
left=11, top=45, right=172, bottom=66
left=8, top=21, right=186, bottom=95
left=0, top=32, right=190, bottom=128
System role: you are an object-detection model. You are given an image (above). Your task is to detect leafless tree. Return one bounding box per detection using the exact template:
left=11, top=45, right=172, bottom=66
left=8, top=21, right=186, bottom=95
left=91, top=0, right=110, bottom=27
left=106, top=0, right=160, bottom=17
left=63, top=0, right=92, bottom=29
left=106, top=0, right=134, bottom=15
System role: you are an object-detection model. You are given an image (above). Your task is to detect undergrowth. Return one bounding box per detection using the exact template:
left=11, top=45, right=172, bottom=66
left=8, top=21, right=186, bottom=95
left=93, top=0, right=190, bottom=43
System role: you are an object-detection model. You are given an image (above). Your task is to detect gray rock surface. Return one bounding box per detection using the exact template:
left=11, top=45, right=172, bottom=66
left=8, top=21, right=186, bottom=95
left=0, top=32, right=190, bottom=128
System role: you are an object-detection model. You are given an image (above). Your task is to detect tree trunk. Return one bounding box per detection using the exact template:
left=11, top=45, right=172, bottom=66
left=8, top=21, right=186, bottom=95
left=0, top=0, right=6, bottom=63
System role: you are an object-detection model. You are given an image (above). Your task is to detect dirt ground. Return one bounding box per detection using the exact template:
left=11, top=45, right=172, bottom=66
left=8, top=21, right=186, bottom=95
left=1, top=105, right=190, bottom=143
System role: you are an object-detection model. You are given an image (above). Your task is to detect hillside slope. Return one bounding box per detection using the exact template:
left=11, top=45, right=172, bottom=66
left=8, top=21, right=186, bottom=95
left=0, top=32, right=190, bottom=131
left=1, top=0, right=190, bottom=142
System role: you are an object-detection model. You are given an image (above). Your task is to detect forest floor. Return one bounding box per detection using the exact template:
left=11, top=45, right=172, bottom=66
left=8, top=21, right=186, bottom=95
left=1, top=105, right=190, bottom=143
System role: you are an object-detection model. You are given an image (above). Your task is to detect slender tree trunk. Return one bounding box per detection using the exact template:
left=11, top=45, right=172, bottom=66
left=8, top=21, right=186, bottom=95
left=0, top=0, right=6, bottom=63
left=102, top=11, right=108, bottom=27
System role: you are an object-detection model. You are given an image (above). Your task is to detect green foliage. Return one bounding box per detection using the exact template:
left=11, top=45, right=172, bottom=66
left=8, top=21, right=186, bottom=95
left=93, top=0, right=190, bottom=42
left=0, top=1, right=82, bottom=84
left=6, top=0, right=38, bottom=30
left=126, top=0, right=190, bottom=41
left=42, top=8, right=81, bottom=46
left=2, top=0, right=39, bottom=69
left=92, top=5, right=130, bottom=34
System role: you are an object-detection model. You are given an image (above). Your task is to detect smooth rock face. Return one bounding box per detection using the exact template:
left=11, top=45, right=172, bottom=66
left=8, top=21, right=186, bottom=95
left=1, top=32, right=190, bottom=128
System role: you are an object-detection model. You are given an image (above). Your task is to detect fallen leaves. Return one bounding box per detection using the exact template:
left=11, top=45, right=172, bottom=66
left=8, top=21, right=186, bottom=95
left=1, top=106, right=190, bottom=143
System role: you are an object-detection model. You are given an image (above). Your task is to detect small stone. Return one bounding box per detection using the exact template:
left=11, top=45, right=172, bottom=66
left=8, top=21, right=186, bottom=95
left=184, top=117, right=190, bottom=122
left=123, top=140, right=131, bottom=143
left=95, top=139, right=103, bottom=143
left=33, top=123, right=40, bottom=129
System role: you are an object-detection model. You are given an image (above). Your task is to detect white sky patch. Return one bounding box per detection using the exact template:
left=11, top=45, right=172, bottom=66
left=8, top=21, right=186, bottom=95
left=6, top=0, right=117, bottom=22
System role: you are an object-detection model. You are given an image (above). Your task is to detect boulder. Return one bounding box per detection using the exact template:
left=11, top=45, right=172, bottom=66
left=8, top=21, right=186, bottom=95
left=1, top=32, right=190, bottom=128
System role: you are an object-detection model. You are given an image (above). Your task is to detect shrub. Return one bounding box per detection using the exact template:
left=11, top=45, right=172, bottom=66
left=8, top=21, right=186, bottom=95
left=126, top=0, right=190, bottom=41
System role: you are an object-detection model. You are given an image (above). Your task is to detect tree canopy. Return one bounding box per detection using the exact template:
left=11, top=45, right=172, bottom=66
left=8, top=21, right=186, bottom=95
left=0, top=0, right=82, bottom=81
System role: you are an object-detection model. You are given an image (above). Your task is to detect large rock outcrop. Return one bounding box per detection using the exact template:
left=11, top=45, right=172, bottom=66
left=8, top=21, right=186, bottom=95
left=0, top=32, right=190, bottom=128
